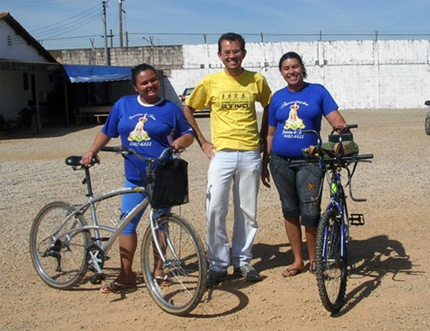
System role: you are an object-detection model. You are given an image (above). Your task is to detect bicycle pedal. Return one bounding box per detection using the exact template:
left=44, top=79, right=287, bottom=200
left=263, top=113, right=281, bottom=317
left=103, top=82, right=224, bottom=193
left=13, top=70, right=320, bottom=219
left=350, top=213, right=365, bottom=226
left=90, top=273, right=106, bottom=285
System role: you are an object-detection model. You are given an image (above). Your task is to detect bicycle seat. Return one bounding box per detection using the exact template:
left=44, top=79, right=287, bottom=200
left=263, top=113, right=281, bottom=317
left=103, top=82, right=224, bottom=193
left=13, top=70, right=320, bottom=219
left=65, top=156, right=98, bottom=167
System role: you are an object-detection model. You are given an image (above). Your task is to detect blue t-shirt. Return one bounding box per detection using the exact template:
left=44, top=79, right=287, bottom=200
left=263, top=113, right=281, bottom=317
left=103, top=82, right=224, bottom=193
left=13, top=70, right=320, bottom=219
left=102, top=95, right=194, bottom=181
left=268, top=83, right=338, bottom=159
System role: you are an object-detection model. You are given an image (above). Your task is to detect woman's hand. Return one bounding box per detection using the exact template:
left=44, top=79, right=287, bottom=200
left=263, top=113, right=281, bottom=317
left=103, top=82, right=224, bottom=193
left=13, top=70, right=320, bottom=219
left=81, top=150, right=99, bottom=167
left=82, top=132, right=111, bottom=166
left=326, top=110, right=347, bottom=131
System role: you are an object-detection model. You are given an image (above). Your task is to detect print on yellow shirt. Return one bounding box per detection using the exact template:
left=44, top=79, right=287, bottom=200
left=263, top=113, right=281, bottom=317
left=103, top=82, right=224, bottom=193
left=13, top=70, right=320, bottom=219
left=220, top=91, right=251, bottom=110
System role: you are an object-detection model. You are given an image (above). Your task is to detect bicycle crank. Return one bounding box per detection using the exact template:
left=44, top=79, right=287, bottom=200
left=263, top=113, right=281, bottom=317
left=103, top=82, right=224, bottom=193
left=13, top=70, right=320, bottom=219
left=86, top=244, right=105, bottom=273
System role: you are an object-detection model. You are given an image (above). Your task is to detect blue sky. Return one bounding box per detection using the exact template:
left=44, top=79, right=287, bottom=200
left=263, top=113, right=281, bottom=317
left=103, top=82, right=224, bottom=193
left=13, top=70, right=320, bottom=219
left=1, top=0, right=429, bottom=50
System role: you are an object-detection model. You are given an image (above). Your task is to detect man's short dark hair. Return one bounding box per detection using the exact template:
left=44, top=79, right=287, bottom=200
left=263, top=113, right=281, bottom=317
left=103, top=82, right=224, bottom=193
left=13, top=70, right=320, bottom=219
left=218, top=33, right=246, bottom=53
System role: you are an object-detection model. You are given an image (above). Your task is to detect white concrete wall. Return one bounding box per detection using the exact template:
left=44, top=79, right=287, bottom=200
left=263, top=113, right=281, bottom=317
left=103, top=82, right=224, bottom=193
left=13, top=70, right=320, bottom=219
left=53, top=39, right=430, bottom=110
left=168, top=39, right=430, bottom=110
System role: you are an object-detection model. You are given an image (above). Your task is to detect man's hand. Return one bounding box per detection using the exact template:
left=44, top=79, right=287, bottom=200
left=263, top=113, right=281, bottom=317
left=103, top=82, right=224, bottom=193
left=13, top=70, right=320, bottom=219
left=261, top=166, right=271, bottom=188
left=201, top=141, right=216, bottom=159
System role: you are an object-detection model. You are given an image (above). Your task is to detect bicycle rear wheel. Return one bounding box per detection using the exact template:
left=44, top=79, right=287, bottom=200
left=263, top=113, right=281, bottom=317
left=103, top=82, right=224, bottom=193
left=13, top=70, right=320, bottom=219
left=316, top=209, right=347, bottom=313
left=141, top=213, right=207, bottom=315
left=29, top=201, right=89, bottom=289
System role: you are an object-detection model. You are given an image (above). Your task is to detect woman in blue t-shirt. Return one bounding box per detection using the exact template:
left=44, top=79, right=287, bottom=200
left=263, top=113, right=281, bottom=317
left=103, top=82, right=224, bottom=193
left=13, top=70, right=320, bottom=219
left=262, top=52, right=346, bottom=277
left=82, top=63, right=194, bottom=293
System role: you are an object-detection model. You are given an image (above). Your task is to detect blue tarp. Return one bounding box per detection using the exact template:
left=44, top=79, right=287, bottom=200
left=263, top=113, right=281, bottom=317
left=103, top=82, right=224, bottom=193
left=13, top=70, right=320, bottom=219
left=63, top=64, right=132, bottom=83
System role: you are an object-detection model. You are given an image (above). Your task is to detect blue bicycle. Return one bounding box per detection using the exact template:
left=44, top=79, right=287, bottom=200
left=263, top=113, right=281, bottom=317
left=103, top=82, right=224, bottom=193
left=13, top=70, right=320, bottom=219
left=302, top=125, right=373, bottom=313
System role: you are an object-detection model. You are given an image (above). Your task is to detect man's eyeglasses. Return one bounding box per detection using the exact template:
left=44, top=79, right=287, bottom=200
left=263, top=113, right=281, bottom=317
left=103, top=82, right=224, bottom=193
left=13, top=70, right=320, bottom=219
left=220, top=49, right=242, bottom=57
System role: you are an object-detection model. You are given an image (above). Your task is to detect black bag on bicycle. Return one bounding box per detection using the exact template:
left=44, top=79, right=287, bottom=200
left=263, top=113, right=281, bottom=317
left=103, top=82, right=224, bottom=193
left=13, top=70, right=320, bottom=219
left=145, top=158, right=189, bottom=209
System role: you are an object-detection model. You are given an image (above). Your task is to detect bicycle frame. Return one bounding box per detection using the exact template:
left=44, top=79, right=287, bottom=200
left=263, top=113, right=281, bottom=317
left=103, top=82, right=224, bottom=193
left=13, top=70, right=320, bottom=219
left=42, top=187, right=144, bottom=267
left=49, top=186, right=182, bottom=277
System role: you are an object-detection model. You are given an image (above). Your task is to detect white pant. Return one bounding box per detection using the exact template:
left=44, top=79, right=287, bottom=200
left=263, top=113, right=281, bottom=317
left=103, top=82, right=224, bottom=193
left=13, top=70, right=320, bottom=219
left=206, top=150, right=262, bottom=272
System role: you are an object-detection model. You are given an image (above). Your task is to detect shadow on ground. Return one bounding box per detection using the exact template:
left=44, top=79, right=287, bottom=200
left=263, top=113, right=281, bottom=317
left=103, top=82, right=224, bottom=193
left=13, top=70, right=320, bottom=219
left=329, top=234, right=417, bottom=316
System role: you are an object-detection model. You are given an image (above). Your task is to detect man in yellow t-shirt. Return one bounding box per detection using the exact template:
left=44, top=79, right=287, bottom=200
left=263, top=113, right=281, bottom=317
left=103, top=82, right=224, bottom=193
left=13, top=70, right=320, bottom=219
left=184, top=32, right=272, bottom=287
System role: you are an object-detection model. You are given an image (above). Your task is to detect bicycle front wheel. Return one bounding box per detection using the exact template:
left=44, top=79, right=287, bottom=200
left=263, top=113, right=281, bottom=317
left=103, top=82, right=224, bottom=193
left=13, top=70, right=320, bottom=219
left=29, top=201, right=89, bottom=290
left=141, top=213, right=207, bottom=315
left=316, top=209, right=347, bottom=313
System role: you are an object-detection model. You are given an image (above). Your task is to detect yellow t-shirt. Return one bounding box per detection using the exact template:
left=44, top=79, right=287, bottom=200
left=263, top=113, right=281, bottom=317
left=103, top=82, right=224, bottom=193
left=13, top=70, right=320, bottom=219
left=187, top=70, right=272, bottom=151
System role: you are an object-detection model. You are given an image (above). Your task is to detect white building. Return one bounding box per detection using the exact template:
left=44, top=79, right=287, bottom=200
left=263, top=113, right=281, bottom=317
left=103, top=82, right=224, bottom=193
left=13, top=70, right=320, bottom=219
left=0, top=12, right=64, bottom=131
left=0, top=13, right=134, bottom=132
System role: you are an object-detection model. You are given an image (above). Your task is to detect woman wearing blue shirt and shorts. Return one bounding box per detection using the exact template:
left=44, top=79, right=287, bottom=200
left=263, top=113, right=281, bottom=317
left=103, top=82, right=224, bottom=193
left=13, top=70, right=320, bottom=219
left=262, top=52, right=346, bottom=277
left=82, top=63, right=194, bottom=292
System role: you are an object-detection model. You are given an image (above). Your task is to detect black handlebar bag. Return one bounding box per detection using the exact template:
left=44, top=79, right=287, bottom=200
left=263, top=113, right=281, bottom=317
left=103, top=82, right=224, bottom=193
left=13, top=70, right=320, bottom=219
left=145, top=158, right=189, bottom=209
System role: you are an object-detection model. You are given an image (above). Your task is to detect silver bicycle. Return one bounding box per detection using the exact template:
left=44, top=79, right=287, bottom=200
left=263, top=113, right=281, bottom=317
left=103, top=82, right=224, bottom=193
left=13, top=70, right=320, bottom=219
left=29, top=146, right=207, bottom=315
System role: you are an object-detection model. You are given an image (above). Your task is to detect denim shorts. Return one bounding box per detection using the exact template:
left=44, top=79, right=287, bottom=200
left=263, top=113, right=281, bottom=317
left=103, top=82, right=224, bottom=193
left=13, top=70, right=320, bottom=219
left=269, top=154, right=324, bottom=227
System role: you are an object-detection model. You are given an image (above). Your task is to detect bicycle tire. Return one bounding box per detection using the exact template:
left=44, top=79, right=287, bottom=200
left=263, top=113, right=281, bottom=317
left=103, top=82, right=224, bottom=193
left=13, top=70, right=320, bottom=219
left=141, top=213, right=207, bottom=315
left=316, top=209, right=348, bottom=313
left=29, top=201, right=89, bottom=290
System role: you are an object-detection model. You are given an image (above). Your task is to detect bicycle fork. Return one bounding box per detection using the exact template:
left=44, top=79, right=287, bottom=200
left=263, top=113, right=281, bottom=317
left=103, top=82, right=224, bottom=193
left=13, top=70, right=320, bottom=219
left=324, top=177, right=347, bottom=260
left=322, top=208, right=346, bottom=261
left=149, top=211, right=182, bottom=270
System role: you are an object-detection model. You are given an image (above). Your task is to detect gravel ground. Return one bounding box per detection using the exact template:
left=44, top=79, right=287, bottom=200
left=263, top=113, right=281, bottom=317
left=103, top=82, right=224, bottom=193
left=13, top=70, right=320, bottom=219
left=0, top=108, right=429, bottom=331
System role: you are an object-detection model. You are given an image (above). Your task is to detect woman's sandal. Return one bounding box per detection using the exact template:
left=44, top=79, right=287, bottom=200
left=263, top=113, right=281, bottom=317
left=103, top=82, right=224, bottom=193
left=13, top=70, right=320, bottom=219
left=100, top=280, right=136, bottom=294
left=309, top=261, right=316, bottom=274
left=155, top=275, right=172, bottom=287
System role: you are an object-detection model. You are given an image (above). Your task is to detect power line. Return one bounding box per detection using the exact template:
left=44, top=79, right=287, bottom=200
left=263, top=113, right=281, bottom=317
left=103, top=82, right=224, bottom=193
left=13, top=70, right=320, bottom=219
left=38, top=34, right=101, bottom=41
left=14, top=5, right=101, bottom=47
left=29, top=3, right=100, bottom=35
left=35, top=11, right=101, bottom=39
left=5, top=1, right=102, bottom=45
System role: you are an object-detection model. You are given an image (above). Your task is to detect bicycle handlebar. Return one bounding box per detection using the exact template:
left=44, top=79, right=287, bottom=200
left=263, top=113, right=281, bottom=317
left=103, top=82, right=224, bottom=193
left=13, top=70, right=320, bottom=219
left=288, top=153, right=373, bottom=167
left=100, top=146, right=121, bottom=153
left=100, top=146, right=183, bottom=164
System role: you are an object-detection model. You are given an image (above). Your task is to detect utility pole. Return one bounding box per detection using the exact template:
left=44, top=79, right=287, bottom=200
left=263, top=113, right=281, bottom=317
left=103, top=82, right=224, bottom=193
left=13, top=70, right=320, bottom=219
left=102, top=1, right=110, bottom=65
left=119, top=0, right=125, bottom=48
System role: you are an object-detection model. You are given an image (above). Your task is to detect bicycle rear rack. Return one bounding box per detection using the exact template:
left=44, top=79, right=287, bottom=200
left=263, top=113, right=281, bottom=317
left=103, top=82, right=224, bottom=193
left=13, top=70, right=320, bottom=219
left=349, top=213, right=365, bottom=226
